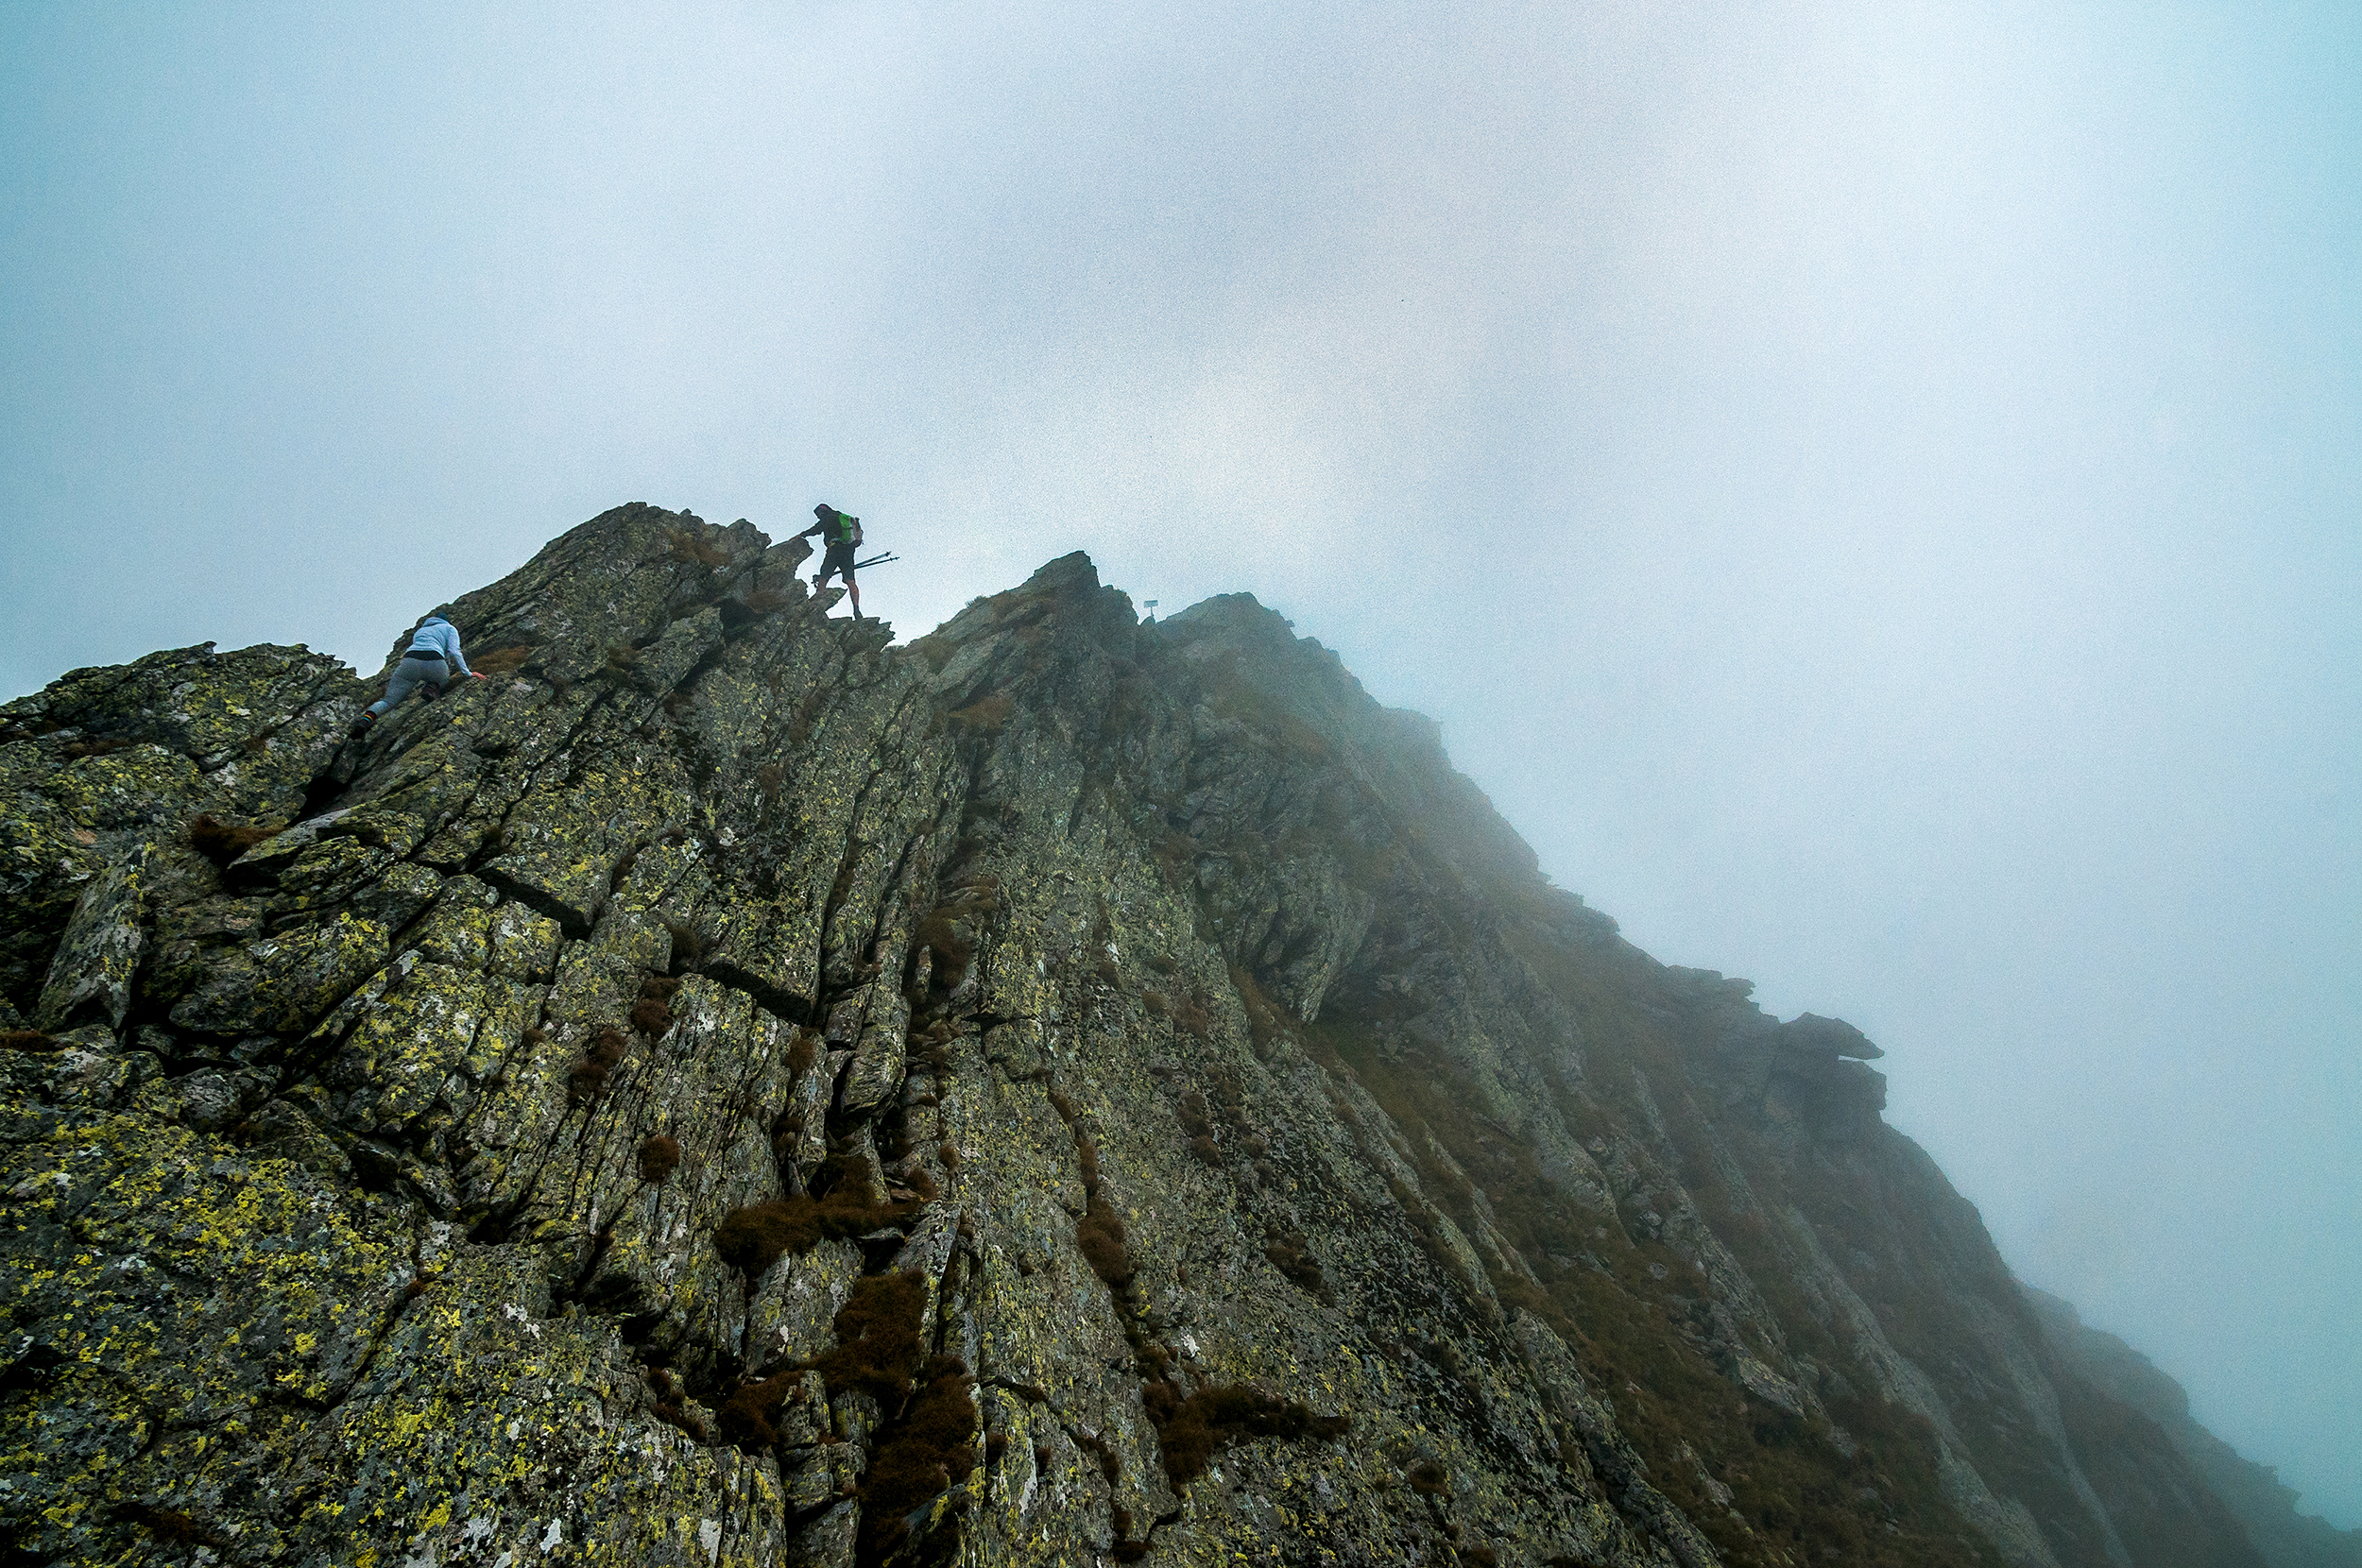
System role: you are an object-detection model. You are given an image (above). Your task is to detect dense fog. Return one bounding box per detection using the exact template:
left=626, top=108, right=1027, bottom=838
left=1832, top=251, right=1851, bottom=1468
left=4, top=0, right=2354, bottom=1525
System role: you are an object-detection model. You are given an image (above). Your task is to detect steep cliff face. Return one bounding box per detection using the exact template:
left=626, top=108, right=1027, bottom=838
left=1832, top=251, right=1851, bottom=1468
left=0, top=504, right=2266, bottom=1567
left=2027, top=1290, right=2362, bottom=1568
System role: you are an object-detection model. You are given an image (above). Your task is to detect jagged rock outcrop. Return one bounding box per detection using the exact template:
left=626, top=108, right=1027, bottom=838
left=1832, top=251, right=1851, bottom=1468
left=2027, top=1289, right=2362, bottom=1568
left=0, top=504, right=2272, bottom=1566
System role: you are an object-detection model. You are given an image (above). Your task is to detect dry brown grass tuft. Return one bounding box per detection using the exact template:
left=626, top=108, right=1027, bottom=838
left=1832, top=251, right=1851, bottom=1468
left=568, top=1027, right=629, bottom=1102
left=113, top=1504, right=227, bottom=1549
left=710, top=1185, right=924, bottom=1277
left=947, top=692, right=1014, bottom=736
left=1077, top=1194, right=1133, bottom=1287
left=1230, top=965, right=1289, bottom=1053
left=665, top=528, right=732, bottom=568
left=638, top=1133, right=681, bottom=1183
left=629, top=974, right=681, bottom=1036
left=1262, top=1230, right=1330, bottom=1302
left=857, top=1352, right=978, bottom=1559
left=646, top=1366, right=709, bottom=1442
left=813, top=1271, right=928, bottom=1404
left=189, top=813, right=281, bottom=867
left=1142, top=1384, right=1347, bottom=1486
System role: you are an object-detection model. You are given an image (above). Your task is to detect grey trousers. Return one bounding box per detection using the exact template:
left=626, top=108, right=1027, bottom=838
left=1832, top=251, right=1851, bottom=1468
left=368, top=656, right=448, bottom=717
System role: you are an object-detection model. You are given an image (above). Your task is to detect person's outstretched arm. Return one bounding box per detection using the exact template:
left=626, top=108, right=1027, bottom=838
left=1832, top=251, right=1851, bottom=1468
left=441, top=622, right=478, bottom=678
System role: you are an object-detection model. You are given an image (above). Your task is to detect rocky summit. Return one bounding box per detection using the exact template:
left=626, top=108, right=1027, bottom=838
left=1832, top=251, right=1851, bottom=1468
left=0, top=504, right=2276, bottom=1567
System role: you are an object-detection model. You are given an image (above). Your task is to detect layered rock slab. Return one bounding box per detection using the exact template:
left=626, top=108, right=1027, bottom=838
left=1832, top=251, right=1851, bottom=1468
left=0, top=507, right=2269, bottom=1568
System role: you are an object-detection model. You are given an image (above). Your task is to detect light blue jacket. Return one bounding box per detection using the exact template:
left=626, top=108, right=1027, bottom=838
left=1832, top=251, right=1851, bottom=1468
left=405, top=616, right=471, bottom=675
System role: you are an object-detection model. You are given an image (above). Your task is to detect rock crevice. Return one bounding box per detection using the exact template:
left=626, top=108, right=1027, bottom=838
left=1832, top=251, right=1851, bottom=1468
left=0, top=505, right=2268, bottom=1568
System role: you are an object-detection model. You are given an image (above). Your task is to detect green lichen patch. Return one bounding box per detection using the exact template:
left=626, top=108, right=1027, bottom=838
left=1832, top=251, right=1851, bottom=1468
left=0, top=509, right=2243, bottom=1568
left=327, top=958, right=536, bottom=1136
left=276, top=1246, right=783, bottom=1567
left=163, top=862, right=440, bottom=1036
left=0, top=1097, right=414, bottom=1561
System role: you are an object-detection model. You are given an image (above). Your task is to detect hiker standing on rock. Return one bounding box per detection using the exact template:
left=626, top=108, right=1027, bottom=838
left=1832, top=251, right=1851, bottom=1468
left=351, top=612, right=482, bottom=737
left=799, top=503, right=864, bottom=620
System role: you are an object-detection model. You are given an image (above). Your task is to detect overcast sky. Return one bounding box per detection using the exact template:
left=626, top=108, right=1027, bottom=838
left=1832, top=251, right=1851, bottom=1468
left=5, top=0, right=2356, bottom=1527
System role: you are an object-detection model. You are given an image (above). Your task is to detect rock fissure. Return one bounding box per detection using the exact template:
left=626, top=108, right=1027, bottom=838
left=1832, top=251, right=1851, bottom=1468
left=0, top=507, right=2274, bottom=1568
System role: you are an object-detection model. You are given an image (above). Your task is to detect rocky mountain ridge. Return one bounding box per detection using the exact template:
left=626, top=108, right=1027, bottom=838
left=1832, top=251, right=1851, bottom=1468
left=2025, top=1289, right=2362, bottom=1568
left=0, top=503, right=2275, bottom=1566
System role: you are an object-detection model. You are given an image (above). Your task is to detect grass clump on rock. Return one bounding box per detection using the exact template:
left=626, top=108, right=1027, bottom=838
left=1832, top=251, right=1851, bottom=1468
left=1142, top=1383, right=1348, bottom=1486
left=189, top=813, right=281, bottom=867
left=568, top=1027, right=629, bottom=1102
left=719, top=1272, right=933, bottom=1448
left=630, top=974, right=681, bottom=1036
left=717, top=1271, right=978, bottom=1559
left=946, top=691, right=1013, bottom=736
left=714, top=1370, right=805, bottom=1450
left=1262, top=1229, right=1330, bottom=1302
left=665, top=527, right=732, bottom=568
left=637, top=1133, right=681, bottom=1183
left=1077, top=1194, right=1133, bottom=1287
left=860, top=1353, right=977, bottom=1556
left=646, top=1366, right=708, bottom=1442
left=711, top=1169, right=925, bottom=1277
left=113, top=1504, right=227, bottom=1550
left=813, top=1271, right=929, bottom=1404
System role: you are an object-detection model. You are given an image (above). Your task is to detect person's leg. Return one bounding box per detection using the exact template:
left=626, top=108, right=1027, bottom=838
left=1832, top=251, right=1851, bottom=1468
left=368, top=660, right=427, bottom=718
left=845, top=571, right=861, bottom=617
left=817, top=541, right=857, bottom=591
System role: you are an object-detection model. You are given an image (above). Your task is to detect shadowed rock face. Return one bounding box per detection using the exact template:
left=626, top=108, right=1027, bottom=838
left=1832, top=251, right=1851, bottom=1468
left=2027, top=1289, right=2362, bottom=1568
left=0, top=504, right=2267, bottom=1568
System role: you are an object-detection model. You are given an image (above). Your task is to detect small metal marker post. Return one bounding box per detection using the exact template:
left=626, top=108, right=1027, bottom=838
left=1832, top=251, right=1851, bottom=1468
left=1143, top=599, right=1158, bottom=624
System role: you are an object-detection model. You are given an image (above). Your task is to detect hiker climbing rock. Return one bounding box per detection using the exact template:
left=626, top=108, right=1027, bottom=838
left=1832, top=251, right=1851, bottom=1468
left=350, top=611, right=482, bottom=736
left=799, top=503, right=865, bottom=619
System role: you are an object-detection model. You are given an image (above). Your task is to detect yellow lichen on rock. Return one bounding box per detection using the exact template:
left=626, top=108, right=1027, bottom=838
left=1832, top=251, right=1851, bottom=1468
left=0, top=507, right=2265, bottom=1568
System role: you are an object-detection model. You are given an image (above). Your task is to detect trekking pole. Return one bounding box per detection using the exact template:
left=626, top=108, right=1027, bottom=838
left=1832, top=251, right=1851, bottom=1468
left=852, top=552, right=899, bottom=571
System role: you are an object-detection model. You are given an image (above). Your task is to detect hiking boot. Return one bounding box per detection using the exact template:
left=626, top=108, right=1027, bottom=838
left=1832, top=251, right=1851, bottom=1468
left=349, top=713, right=376, bottom=738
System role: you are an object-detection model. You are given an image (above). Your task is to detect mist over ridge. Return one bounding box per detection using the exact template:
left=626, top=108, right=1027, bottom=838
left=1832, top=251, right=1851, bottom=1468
left=0, top=503, right=2319, bottom=1565
left=3, top=0, right=2357, bottom=1542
